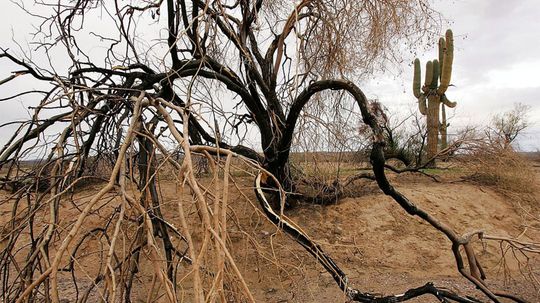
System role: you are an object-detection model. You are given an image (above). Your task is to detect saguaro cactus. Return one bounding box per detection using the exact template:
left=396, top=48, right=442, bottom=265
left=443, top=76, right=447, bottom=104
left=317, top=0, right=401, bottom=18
left=413, top=29, right=457, bottom=163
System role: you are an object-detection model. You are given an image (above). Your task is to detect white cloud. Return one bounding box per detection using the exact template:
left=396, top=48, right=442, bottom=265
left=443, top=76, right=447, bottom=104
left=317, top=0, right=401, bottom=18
left=484, top=60, right=540, bottom=89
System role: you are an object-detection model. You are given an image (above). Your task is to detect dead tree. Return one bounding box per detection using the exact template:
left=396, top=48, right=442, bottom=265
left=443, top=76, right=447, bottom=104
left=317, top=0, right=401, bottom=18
left=489, top=102, right=531, bottom=149
left=0, top=1, right=536, bottom=302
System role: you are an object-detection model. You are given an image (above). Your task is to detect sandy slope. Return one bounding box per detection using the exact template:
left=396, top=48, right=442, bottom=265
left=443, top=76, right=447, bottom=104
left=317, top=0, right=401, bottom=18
left=223, top=171, right=540, bottom=302
left=1, top=167, right=538, bottom=302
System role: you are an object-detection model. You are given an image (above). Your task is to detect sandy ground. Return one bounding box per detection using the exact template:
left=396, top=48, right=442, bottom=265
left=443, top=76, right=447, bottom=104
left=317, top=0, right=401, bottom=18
left=144, top=166, right=539, bottom=302
left=232, top=173, right=539, bottom=302
left=1, top=164, right=539, bottom=302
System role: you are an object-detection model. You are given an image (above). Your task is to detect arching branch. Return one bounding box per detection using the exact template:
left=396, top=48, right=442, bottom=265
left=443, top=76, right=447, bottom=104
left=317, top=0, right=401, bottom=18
left=257, top=79, right=527, bottom=303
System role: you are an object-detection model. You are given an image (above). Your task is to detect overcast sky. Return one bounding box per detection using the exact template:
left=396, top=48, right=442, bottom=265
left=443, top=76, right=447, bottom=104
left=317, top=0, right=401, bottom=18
left=1, top=0, right=539, bottom=151
left=363, top=0, right=540, bottom=151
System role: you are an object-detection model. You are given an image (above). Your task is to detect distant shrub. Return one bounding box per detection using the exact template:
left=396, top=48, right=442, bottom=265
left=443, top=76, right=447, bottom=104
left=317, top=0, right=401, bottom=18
left=462, top=141, right=536, bottom=193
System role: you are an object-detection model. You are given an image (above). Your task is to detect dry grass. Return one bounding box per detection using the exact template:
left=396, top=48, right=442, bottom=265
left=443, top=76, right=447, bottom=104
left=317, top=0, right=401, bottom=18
left=462, top=143, right=537, bottom=193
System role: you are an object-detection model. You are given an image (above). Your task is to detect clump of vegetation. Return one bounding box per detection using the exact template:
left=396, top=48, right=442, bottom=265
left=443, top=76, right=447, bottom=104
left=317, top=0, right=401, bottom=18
left=462, top=103, right=535, bottom=192
left=463, top=142, right=536, bottom=192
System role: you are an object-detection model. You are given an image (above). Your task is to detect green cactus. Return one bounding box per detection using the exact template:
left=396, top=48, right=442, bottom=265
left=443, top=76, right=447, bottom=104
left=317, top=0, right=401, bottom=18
left=438, top=29, right=454, bottom=95
left=413, top=59, right=421, bottom=98
left=438, top=37, right=445, bottom=71
left=412, top=29, right=457, bottom=163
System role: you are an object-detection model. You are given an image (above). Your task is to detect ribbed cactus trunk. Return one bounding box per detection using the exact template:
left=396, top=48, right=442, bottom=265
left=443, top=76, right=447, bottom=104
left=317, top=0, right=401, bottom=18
left=440, top=104, right=448, bottom=150
left=427, top=96, right=440, bottom=160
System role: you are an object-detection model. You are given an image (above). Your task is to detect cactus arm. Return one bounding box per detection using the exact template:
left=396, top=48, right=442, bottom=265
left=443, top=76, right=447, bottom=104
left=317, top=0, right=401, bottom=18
left=438, top=29, right=454, bottom=94
left=424, top=61, right=433, bottom=89
left=430, top=59, right=439, bottom=89
left=413, top=59, right=422, bottom=98
left=441, top=95, right=457, bottom=108
left=418, top=94, right=427, bottom=115
left=438, top=37, right=445, bottom=80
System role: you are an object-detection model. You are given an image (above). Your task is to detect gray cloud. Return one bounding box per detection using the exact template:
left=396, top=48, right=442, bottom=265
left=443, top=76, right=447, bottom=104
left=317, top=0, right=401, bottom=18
left=364, top=0, right=540, bottom=150
left=1, top=1, right=539, bottom=151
